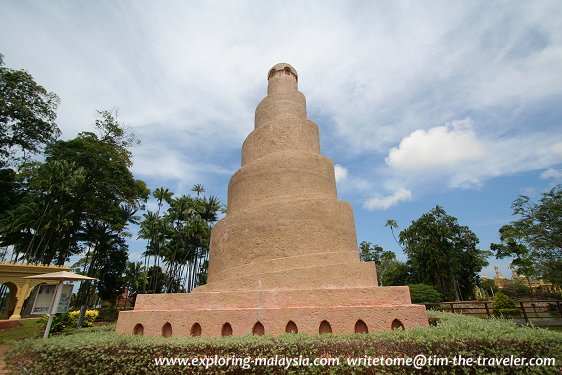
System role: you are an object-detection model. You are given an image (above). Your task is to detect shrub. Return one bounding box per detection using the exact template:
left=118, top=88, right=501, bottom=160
left=504, top=282, right=532, bottom=298
left=408, top=283, right=443, bottom=304
left=68, top=310, right=99, bottom=327
left=493, top=291, right=520, bottom=317
left=12, top=312, right=560, bottom=374
left=96, top=307, right=119, bottom=322
left=38, top=313, right=73, bottom=334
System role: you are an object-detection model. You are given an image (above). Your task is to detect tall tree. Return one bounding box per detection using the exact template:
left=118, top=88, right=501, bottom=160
left=0, top=110, right=148, bottom=265
left=381, top=259, right=412, bottom=286
left=123, top=261, right=147, bottom=307
left=0, top=160, right=85, bottom=263
left=358, top=241, right=406, bottom=286
left=0, top=54, right=60, bottom=168
left=0, top=168, right=20, bottom=217
left=358, top=241, right=384, bottom=263
left=397, top=206, right=490, bottom=300
left=492, top=185, right=562, bottom=287
left=138, top=185, right=222, bottom=293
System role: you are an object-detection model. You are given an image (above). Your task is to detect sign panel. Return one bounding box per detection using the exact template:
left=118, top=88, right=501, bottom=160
left=31, top=284, right=73, bottom=314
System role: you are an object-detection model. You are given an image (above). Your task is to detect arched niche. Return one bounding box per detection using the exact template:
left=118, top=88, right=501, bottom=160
left=354, top=319, right=368, bottom=334
left=162, top=322, right=172, bottom=337
left=221, top=322, right=233, bottom=336
left=319, top=320, right=332, bottom=334
left=285, top=321, right=298, bottom=334
left=252, top=321, right=265, bottom=336
left=391, top=319, right=404, bottom=330
left=191, top=322, right=202, bottom=336
left=133, top=323, right=144, bottom=336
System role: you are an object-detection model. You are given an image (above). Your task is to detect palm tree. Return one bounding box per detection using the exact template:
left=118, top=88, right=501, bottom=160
left=137, top=186, right=222, bottom=294
left=153, top=187, right=173, bottom=215
left=123, top=261, right=146, bottom=308
left=385, top=219, right=404, bottom=250
left=191, top=184, right=205, bottom=197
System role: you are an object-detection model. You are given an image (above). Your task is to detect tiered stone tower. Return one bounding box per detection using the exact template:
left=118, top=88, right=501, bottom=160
left=116, top=63, right=428, bottom=337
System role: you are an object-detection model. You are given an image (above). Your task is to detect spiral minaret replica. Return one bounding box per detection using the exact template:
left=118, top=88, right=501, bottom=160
left=117, top=63, right=428, bottom=337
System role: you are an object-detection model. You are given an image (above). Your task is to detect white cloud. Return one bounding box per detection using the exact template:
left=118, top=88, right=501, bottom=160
left=363, top=188, right=412, bottom=210
left=551, top=142, right=562, bottom=157
left=334, top=164, right=348, bottom=182
left=541, top=168, right=562, bottom=180
left=385, top=119, right=488, bottom=171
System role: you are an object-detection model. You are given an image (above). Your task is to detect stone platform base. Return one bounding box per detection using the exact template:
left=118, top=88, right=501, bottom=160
left=116, top=286, right=428, bottom=337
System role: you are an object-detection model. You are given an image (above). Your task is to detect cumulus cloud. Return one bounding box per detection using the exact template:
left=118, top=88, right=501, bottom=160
left=380, top=128, right=562, bottom=190
left=385, top=118, right=488, bottom=171
left=334, top=164, right=348, bottom=182
left=363, top=188, right=412, bottom=210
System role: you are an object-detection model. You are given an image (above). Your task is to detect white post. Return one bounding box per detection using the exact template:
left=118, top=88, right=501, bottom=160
left=43, top=281, right=64, bottom=338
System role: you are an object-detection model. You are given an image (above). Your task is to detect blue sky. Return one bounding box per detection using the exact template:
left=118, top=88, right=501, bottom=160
left=1, top=1, right=561, bottom=278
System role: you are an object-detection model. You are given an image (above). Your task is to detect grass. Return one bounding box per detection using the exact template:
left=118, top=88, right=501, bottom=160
left=542, top=326, right=562, bottom=332
left=0, top=318, right=42, bottom=344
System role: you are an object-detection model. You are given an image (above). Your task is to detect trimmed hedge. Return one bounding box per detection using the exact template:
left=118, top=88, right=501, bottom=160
left=408, top=284, right=443, bottom=304
left=7, top=311, right=561, bottom=374
left=493, top=292, right=521, bottom=317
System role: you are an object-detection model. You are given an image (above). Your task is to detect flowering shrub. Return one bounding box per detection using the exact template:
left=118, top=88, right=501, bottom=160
left=68, top=310, right=99, bottom=327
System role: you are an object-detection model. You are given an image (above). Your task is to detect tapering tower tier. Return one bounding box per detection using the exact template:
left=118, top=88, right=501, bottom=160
left=116, top=64, right=428, bottom=337
left=201, top=63, right=368, bottom=291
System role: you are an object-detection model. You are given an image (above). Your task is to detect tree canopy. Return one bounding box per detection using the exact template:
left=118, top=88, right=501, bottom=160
left=395, top=206, right=490, bottom=301
left=0, top=110, right=149, bottom=265
left=491, top=184, right=561, bottom=287
left=358, top=241, right=412, bottom=286
left=0, top=54, right=60, bottom=168
left=138, top=185, right=222, bottom=294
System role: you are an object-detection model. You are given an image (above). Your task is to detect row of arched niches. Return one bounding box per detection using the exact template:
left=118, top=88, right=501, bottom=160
left=132, top=319, right=405, bottom=337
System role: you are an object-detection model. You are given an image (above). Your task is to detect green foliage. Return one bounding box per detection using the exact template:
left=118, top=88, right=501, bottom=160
left=95, top=234, right=128, bottom=305
left=139, top=185, right=222, bottom=293
left=543, top=259, right=562, bottom=288
left=8, top=312, right=561, bottom=374
left=492, top=292, right=520, bottom=317
left=358, top=241, right=383, bottom=262
left=0, top=111, right=149, bottom=266
left=38, top=313, right=73, bottom=334
left=358, top=241, right=413, bottom=286
left=122, top=261, right=147, bottom=305
left=492, top=185, right=562, bottom=287
left=503, top=282, right=532, bottom=299
left=408, top=284, right=443, bottom=304
left=479, top=279, right=498, bottom=299
left=381, top=260, right=412, bottom=286
left=491, top=225, right=537, bottom=282
left=37, top=310, right=99, bottom=335
left=96, top=307, right=120, bottom=322
left=396, top=206, right=491, bottom=301
left=0, top=55, right=60, bottom=168
left=0, top=167, right=20, bottom=216
left=68, top=310, right=99, bottom=327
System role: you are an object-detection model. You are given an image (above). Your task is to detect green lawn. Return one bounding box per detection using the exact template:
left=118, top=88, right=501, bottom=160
left=0, top=319, right=42, bottom=343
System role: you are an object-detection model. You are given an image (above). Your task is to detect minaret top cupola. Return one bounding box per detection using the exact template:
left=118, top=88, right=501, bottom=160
left=267, top=63, right=298, bottom=94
